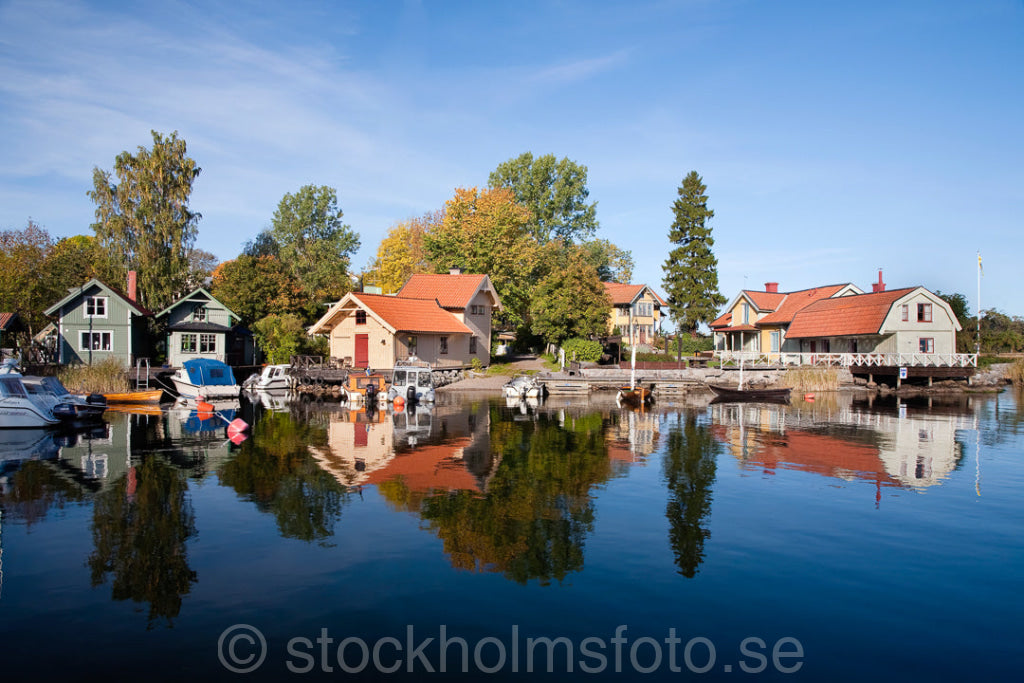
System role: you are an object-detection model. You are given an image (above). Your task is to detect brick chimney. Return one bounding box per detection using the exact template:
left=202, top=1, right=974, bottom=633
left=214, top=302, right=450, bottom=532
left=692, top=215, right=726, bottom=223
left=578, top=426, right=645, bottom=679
left=127, top=270, right=137, bottom=302
left=765, top=282, right=779, bottom=293
left=872, top=270, right=886, bottom=293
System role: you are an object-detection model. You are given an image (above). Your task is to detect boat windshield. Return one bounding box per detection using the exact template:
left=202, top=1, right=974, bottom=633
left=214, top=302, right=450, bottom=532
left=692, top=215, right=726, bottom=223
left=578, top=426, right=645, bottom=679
left=40, top=376, right=68, bottom=395
left=417, top=371, right=432, bottom=388
left=393, top=370, right=407, bottom=386
left=0, top=377, right=28, bottom=398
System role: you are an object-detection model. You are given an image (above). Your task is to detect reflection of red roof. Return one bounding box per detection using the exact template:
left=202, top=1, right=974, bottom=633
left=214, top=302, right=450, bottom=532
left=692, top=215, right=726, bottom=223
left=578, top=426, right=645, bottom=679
left=786, top=288, right=915, bottom=338
left=364, top=439, right=480, bottom=492
left=716, top=426, right=900, bottom=486
left=355, top=293, right=472, bottom=335
left=757, top=285, right=849, bottom=325
left=399, top=273, right=491, bottom=309
left=604, top=282, right=665, bottom=306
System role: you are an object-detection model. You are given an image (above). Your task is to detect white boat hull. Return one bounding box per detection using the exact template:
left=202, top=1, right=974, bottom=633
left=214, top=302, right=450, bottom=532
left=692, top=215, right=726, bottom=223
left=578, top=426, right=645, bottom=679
left=0, top=401, right=61, bottom=428
left=172, top=378, right=241, bottom=400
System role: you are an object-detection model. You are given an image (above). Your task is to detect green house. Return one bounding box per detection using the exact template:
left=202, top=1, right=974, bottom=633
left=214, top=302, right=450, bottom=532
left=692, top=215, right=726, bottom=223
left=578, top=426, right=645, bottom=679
left=156, top=287, right=254, bottom=368
left=43, top=278, right=153, bottom=367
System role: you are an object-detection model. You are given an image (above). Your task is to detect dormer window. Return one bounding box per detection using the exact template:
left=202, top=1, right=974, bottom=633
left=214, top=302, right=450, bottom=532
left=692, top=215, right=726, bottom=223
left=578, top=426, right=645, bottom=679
left=193, top=305, right=207, bottom=322
left=84, top=296, right=107, bottom=318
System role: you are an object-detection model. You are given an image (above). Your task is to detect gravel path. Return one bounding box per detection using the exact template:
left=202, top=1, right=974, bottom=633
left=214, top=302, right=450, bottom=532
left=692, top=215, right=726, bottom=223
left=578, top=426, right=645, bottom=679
left=437, top=355, right=548, bottom=392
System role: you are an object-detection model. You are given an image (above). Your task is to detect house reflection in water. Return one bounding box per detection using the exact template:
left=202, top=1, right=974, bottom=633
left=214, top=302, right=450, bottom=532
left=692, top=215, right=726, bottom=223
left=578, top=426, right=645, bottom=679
left=307, top=401, right=499, bottom=494
left=606, top=408, right=661, bottom=464
left=712, top=393, right=972, bottom=498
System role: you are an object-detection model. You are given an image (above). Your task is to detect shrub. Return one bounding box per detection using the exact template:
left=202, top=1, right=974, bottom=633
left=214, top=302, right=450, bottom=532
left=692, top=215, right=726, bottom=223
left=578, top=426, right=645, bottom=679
left=58, top=358, right=130, bottom=394
left=561, top=338, right=603, bottom=363
left=1007, top=359, right=1024, bottom=385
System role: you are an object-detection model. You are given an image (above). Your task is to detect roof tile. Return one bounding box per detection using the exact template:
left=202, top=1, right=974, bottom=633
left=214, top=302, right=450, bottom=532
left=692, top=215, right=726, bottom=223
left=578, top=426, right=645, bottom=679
left=785, top=288, right=916, bottom=338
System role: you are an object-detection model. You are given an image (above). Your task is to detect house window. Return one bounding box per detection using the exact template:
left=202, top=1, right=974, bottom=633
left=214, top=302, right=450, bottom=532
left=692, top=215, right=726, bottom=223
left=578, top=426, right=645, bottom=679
left=742, top=303, right=750, bottom=325
left=901, top=304, right=909, bottom=322
left=355, top=310, right=367, bottom=325
left=917, top=303, right=932, bottom=323
left=193, top=305, right=207, bottom=322
left=470, top=304, right=485, bottom=315
left=407, top=336, right=418, bottom=355
left=469, top=336, right=477, bottom=354
left=770, top=330, right=781, bottom=353
left=84, top=296, right=108, bottom=318
left=199, top=334, right=217, bottom=353
left=79, top=331, right=112, bottom=351
left=181, top=333, right=197, bottom=354
left=440, top=336, right=448, bottom=354
left=919, top=337, right=934, bottom=353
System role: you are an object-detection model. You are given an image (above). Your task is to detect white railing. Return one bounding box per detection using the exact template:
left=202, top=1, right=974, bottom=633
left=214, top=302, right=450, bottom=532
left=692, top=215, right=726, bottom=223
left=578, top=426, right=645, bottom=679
left=716, top=351, right=978, bottom=368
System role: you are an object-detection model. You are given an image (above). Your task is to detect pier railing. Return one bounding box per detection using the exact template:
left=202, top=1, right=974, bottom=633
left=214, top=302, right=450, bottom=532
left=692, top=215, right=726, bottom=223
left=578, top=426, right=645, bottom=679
left=715, top=351, right=978, bottom=368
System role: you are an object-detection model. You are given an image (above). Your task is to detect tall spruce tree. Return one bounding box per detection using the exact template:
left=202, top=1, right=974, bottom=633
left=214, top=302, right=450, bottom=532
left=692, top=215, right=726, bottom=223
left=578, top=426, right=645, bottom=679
left=662, top=171, right=726, bottom=345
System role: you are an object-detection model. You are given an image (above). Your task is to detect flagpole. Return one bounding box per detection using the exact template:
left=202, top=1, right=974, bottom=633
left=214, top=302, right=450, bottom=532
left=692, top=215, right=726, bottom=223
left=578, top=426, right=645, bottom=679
left=976, top=251, right=982, bottom=358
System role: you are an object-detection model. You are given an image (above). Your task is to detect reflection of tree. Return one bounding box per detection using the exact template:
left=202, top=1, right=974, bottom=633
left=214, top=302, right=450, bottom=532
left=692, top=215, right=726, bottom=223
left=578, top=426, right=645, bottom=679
left=382, top=410, right=613, bottom=585
left=663, top=413, right=719, bottom=578
left=0, top=460, right=89, bottom=527
left=88, top=457, right=196, bottom=627
left=218, top=411, right=348, bottom=543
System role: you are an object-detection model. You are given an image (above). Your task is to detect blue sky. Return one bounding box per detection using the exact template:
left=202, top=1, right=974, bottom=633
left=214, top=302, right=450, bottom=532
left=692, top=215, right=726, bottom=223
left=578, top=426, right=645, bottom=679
left=1, top=0, right=1021, bottom=322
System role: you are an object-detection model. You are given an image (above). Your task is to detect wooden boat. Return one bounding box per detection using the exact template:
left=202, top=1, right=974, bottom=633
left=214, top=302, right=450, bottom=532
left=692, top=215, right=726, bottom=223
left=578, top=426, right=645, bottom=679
left=103, top=389, right=165, bottom=404
left=343, top=372, right=389, bottom=407
left=708, top=384, right=791, bottom=402
left=616, top=346, right=653, bottom=408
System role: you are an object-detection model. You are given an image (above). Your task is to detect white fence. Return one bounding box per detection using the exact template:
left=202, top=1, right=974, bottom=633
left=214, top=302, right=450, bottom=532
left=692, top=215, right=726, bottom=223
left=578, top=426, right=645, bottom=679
left=715, top=351, right=978, bottom=368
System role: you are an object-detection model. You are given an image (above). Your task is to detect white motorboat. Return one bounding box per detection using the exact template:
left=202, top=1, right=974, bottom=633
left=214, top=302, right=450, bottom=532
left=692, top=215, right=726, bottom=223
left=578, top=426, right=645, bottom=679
left=387, top=357, right=435, bottom=404
left=0, top=361, right=63, bottom=428
left=21, top=375, right=107, bottom=423
left=170, top=359, right=241, bottom=400
left=242, top=364, right=294, bottom=393
left=502, top=374, right=545, bottom=400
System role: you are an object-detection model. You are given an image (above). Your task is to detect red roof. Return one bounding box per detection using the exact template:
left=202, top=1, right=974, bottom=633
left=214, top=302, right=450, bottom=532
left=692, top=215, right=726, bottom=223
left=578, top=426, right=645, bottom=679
left=785, top=288, right=916, bottom=338
left=399, top=273, right=491, bottom=309
left=710, top=311, right=732, bottom=328
left=354, top=293, right=472, bottom=335
left=603, top=282, right=665, bottom=306
left=744, top=290, right=787, bottom=311
left=757, top=285, right=850, bottom=325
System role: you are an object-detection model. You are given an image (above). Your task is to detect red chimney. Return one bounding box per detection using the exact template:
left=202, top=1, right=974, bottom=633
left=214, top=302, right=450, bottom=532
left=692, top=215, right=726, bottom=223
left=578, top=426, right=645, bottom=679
left=127, top=270, right=137, bottom=302
left=765, top=282, right=779, bottom=293
left=872, top=270, right=885, bottom=293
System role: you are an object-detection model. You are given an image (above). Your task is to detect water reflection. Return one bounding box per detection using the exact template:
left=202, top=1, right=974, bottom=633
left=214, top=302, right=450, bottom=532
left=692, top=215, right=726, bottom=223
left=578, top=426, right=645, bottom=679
left=712, top=393, right=974, bottom=498
left=662, top=412, right=719, bottom=578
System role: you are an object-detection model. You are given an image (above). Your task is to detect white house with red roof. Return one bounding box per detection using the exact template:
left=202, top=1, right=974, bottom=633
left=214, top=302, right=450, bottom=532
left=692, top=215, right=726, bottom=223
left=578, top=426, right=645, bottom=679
left=603, top=282, right=666, bottom=346
left=308, top=269, right=502, bottom=369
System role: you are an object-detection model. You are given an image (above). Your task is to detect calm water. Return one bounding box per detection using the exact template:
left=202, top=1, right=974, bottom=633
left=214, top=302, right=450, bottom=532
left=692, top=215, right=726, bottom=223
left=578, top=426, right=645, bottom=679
left=1, top=389, right=1021, bottom=681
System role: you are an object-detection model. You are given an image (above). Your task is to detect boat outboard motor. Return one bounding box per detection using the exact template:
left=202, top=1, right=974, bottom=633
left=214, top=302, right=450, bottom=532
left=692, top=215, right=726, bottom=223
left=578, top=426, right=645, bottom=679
left=406, top=384, right=417, bottom=405
left=365, top=381, right=377, bottom=403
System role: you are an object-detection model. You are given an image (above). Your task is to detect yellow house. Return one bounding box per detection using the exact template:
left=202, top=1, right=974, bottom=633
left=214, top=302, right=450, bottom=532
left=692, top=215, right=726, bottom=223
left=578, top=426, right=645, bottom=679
left=603, top=283, right=666, bottom=346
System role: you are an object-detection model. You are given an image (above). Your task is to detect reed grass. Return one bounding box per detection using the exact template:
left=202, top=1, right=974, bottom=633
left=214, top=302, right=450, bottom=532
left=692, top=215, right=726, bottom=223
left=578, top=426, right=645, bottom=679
left=1007, top=359, right=1024, bottom=386
left=782, top=367, right=841, bottom=392
left=58, top=358, right=130, bottom=394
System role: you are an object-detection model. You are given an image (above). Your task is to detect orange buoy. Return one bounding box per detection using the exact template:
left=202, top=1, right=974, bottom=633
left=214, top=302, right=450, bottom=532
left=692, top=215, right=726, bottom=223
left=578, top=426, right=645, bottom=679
left=393, top=396, right=405, bottom=408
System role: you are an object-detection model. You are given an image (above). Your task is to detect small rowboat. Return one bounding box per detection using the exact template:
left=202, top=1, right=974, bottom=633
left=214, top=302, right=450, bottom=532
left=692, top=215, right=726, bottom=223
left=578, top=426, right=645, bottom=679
left=103, top=389, right=166, bottom=404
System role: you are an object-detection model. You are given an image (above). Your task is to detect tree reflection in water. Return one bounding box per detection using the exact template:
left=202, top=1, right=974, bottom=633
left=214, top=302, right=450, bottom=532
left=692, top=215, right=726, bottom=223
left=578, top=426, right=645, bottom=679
left=662, top=412, right=719, bottom=578
left=88, top=456, right=197, bottom=628
left=379, top=409, right=616, bottom=585
left=217, top=411, right=349, bottom=544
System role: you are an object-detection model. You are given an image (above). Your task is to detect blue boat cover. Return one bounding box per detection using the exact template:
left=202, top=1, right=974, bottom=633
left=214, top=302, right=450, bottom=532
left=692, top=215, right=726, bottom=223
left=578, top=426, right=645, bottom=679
left=182, top=358, right=237, bottom=386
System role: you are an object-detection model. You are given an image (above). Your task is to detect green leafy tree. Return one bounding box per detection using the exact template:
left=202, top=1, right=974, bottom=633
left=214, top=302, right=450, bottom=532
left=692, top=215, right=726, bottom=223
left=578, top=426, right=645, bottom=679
left=662, top=171, right=726, bottom=344
left=424, top=187, right=537, bottom=331
left=530, top=249, right=610, bottom=347
left=210, top=255, right=305, bottom=324
left=252, top=313, right=308, bottom=364
left=578, top=238, right=634, bottom=283
left=936, top=291, right=973, bottom=353
left=364, top=213, right=436, bottom=293
left=488, top=152, right=599, bottom=243
left=270, top=185, right=360, bottom=302
left=88, top=130, right=202, bottom=312
left=0, top=220, right=54, bottom=335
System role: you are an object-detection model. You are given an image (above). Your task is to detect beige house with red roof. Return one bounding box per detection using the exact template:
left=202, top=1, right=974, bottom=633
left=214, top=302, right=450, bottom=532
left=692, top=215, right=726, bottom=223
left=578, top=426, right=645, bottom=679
left=712, top=273, right=968, bottom=367
left=603, top=283, right=666, bottom=346
left=308, top=270, right=501, bottom=369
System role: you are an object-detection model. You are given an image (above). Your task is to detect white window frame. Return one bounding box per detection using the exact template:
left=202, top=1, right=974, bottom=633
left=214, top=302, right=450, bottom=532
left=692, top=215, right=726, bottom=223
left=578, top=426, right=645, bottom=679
left=79, top=330, right=112, bottom=352
left=84, top=296, right=108, bottom=319
left=181, top=333, right=197, bottom=354
left=199, top=334, right=217, bottom=354
left=193, top=304, right=208, bottom=322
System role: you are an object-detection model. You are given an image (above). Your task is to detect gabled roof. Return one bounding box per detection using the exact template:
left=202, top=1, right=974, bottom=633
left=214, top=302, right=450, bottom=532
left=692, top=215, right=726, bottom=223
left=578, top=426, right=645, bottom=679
left=785, top=288, right=917, bottom=338
left=603, top=282, right=666, bottom=306
left=156, top=287, right=239, bottom=323
left=309, top=292, right=472, bottom=336
left=399, top=273, right=503, bottom=310
left=757, top=285, right=853, bottom=326
left=43, top=278, right=153, bottom=317
left=0, top=312, right=22, bottom=332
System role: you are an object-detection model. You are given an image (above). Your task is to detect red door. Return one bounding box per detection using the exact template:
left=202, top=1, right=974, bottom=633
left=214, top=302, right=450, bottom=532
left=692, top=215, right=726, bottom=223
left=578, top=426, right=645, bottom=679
left=355, top=334, right=369, bottom=368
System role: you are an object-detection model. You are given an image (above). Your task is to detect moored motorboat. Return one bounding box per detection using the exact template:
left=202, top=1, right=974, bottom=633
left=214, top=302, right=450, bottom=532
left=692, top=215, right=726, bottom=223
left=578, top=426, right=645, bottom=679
left=502, top=374, right=545, bottom=400
left=387, top=357, right=435, bottom=404
left=242, top=364, right=294, bottom=393
left=343, top=372, right=389, bottom=407
left=0, top=361, right=63, bottom=428
left=171, top=359, right=241, bottom=400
